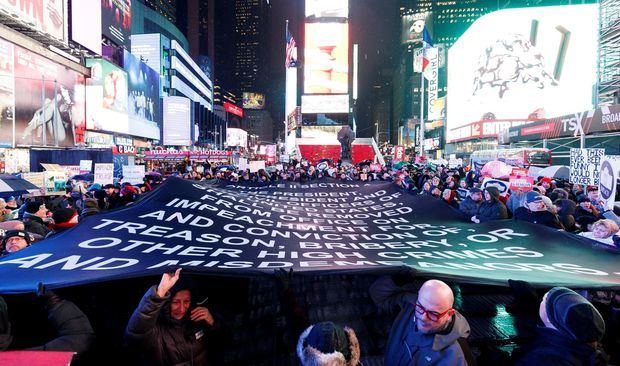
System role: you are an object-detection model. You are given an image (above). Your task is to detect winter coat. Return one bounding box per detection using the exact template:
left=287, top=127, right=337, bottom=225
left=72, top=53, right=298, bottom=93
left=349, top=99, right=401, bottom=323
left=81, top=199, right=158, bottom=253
left=513, top=207, right=565, bottom=230
left=506, top=191, right=527, bottom=215
left=370, top=276, right=474, bottom=366
left=459, top=197, right=481, bottom=218
left=477, top=187, right=508, bottom=223
left=514, top=326, right=607, bottom=366
left=555, top=199, right=577, bottom=232
left=23, top=213, right=51, bottom=237
left=126, top=286, right=210, bottom=366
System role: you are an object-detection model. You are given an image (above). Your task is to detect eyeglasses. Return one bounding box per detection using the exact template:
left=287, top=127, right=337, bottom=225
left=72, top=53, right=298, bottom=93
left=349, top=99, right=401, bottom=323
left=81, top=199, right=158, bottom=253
left=414, top=301, right=452, bottom=322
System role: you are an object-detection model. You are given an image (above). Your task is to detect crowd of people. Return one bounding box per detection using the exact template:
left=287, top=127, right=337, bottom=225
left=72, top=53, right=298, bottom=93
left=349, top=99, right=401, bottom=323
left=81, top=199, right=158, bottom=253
left=0, top=157, right=617, bottom=365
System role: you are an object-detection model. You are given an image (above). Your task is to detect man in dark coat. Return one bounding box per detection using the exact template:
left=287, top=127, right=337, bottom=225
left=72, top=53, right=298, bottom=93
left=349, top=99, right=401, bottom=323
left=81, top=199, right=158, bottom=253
left=471, top=187, right=508, bottom=223
left=515, top=287, right=606, bottom=366
left=514, top=191, right=564, bottom=230
left=126, top=269, right=217, bottom=366
left=22, top=201, right=51, bottom=237
left=459, top=187, right=483, bottom=220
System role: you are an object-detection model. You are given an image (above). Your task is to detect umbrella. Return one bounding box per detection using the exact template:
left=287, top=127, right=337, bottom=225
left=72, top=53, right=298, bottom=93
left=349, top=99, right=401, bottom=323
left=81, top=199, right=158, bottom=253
left=393, top=161, right=411, bottom=170
left=146, top=171, right=162, bottom=177
left=536, top=165, right=570, bottom=180
left=218, top=165, right=236, bottom=171
left=0, top=176, right=39, bottom=196
left=266, top=165, right=278, bottom=173
left=481, top=160, right=513, bottom=179
left=71, top=173, right=94, bottom=182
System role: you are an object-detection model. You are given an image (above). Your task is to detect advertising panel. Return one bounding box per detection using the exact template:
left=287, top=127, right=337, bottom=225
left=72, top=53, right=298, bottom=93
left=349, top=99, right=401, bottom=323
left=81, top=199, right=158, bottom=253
left=14, top=46, right=85, bottom=147
left=101, top=0, right=132, bottom=47
left=302, top=94, right=349, bottom=114
left=131, top=34, right=163, bottom=75
left=226, top=128, right=248, bottom=148
left=85, top=58, right=129, bottom=134
left=242, top=92, right=266, bottom=110
left=71, top=0, right=102, bottom=54
left=447, top=5, right=598, bottom=143
left=84, top=131, right=114, bottom=147
left=163, top=96, right=191, bottom=146
left=224, top=102, right=243, bottom=118
left=123, top=50, right=160, bottom=139
left=401, top=12, right=429, bottom=44
left=287, top=107, right=301, bottom=131
left=304, top=23, right=348, bottom=94
left=0, top=38, right=14, bottom=147
left=0, top=0, right=66, bottom=41
left=305, top=0, right=348, bottom=19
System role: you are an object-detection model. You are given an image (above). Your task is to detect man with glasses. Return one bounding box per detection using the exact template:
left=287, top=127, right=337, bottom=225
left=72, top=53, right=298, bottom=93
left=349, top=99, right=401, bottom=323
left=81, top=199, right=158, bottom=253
left=22, top=201, right=51, bottom=237
left=371, top=276, right=474, bottom=365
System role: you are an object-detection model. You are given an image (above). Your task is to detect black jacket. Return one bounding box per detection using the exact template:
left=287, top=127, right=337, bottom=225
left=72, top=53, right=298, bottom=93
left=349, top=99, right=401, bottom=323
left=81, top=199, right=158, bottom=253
left=23, top=214, right=51, bottom=237
left=126, top=286, right=210, bottom=366
left=478, top=187, right=508, bottom=222
left=459, top=197, right=481, bottom=218
left=513, top=207, right=565, bottom=230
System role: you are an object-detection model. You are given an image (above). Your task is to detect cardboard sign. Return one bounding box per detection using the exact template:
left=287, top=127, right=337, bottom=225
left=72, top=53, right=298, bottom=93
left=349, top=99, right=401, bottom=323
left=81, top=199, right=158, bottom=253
left=63, top=166, right=81, bottom=180
left=482, top=177, right=510, bottom=196
left=393, top=146, right=405, bottom=163
left=79, top=160, right=93, bottom=173
left=509, top=176, right=534, bottom=191
left=249, top=161, right=266, bottom=173
left=599, top=155, right=620, bottom=211
left=122, top=165, right=145, bottom=185
left=570, top=148, right=604, bottom=185
left=94, top=163, right=114, bottom=185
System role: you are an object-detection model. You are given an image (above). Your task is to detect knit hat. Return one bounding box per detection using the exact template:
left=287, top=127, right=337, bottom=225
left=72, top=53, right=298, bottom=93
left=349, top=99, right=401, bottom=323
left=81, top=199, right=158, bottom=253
left=24, top=201, right=43, bottom=214
left=103, top=184, right=115, bottom=190
left=6, top=196, right=15, bottom=204
left=88, top=183, right=102, bottom=192
left=539, top=177, right=553, bottom=185
left=469, top=187, right=482, bottom=194
left=2, top=230, right=31, bottom=247
left=297, top=322, right=361, bottom=366
left=577, top=195, right=591, bottom=204
left=83, top=198, right=99, bottom=209
left=52, top=208, right=78, bottom=224
left=525, top=191, right=543, bottom=204
left=544, top=287, right=605, bottom=343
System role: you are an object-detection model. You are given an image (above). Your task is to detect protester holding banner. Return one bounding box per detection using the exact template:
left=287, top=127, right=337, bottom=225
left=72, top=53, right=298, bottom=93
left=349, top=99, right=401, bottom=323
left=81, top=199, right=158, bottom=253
left=471, top=187, right=508, bottom=223
left=578, top=219, right=620, bottom=248
left=574, top=196, right=603, bottom=230
left=554, top=199, right=578, bottom=232
left=459, top=187, right=483, bottom=219
left=513, top=191, right=564, bottom=230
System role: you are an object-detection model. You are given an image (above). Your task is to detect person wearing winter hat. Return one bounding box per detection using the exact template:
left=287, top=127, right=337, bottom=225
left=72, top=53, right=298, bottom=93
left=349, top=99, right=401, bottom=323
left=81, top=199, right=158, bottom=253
left=47, top=208, right=79, bottom=238
left=513, top=191, right=564, bottom=229
left=1, top=230, right=31, bottom=255
left=22, top=201, right=50, bottom=237
left=515, top=287, right=606, bottom=365
left=5, top=196, right=17, bottom=210
left=80, top=198, right=100, bottom=219
left=459, top=187, right=483, bottom=220
left=574, top=195, right=602, bottom=229
left=471, top=186, right=508, bottom=224
left=297, top=321, right=361, bottom=366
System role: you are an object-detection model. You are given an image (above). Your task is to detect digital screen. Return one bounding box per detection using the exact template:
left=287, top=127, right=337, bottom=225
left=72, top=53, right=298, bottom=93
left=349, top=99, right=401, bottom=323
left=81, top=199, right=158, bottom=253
left=123, top=50, right=160, bottom=139
left=163, top=96, right=191, bottom=146
left=302, top=94, right=349, bottom=114
left=304, top=23, right=348, bottom=94
left=447, top=4, right=598, bottom=143
left=71, top=0, right=102, bottom=54
left=101, top=0, right=132, bottom=47
left=305, top=0, right=348, bottom=19
left=0, top=0, right=66, bottom=41
left=226, top=128, right=248, bottom=148
left=242, top=92, right=266, bottom=110
left=131, top=34, right=163, bottom=74
left=401, top=12, right=429, bottom=44
left=85, top=58, right=129, bottom=135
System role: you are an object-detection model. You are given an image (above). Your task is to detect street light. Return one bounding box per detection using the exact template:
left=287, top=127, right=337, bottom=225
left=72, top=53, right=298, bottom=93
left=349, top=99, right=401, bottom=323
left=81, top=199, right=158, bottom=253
left=374, top=123, right=379, bottom=143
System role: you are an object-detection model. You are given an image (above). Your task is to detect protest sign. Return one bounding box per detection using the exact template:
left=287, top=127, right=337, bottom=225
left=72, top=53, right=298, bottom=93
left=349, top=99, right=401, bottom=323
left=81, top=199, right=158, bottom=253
left=482, top=177, right=510, bottom=196
left=599, top=155, right=620, bottom=211
left=249, top=160, right=266, bottom=173
left=122, top=165, right=145, bottom=185
left=570, top=148, right=604, bottom=185
left=94, top=164, right=114, bottom=185
left=0, top=178, right=619, bottom=294
left=511, top=168, right=528, bottom=177
left=79, top=160, right=93, bottom=173
left=237, top=158, right=248, bottom=172
left=509, top=176, right=534, bottom=191
left=393, top=146, right=405, bottom=163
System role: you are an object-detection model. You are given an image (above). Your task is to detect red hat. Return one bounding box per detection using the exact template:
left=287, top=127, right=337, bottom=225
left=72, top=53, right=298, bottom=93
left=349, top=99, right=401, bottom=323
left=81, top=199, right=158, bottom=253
left=540, top=177, right=553, bottom=185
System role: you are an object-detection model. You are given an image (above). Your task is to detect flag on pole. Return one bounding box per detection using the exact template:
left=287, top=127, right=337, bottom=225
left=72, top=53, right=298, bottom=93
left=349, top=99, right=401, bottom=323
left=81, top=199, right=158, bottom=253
left=285, top=22, right=298, bottom=68
left=421, top=26, right=434, bottom=76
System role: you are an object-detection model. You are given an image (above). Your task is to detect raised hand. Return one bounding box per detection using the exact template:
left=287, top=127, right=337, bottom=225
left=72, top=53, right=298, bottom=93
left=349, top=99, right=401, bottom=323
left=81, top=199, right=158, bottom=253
left=190, top=306, right=214, bottom=326
left=156, top=268, right=182, bottom=298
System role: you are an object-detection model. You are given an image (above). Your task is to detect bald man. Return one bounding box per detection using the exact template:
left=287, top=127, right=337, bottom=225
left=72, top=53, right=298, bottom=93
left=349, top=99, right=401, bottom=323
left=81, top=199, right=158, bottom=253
left=370, top=276, right=474, bottom=366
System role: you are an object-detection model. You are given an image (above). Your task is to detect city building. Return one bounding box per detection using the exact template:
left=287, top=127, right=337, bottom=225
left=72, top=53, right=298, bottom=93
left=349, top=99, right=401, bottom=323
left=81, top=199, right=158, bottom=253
left=139, top=0, right=178, bottom=23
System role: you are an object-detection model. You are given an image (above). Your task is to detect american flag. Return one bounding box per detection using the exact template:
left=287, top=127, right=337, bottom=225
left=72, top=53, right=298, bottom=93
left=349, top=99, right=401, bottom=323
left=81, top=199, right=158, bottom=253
left=285, top=23, right=298, bottom=68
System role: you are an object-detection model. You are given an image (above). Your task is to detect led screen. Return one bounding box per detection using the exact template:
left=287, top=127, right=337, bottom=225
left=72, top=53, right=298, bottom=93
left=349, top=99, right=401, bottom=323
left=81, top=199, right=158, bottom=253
left=242, top=92, right=266, bottom=110
left=0, top=0, right=66, bottom=41
left=124, top=50, right=160, bottom=139
left=102, top=0, right=132, bottom=47
left=304, top=23, right=348, bottom=94
left=447, top=4, right=598, bottom=143
left=302, top=94, right=349, bottom=114
left=226, top=128, right=248, bottom=148
left=71, top=0, right=102, bottom=54
left=85, top=58, right=129, bottom=135
left=305, top=0, right=348, bottom=19
left=163, top=96, right=191, bottom=146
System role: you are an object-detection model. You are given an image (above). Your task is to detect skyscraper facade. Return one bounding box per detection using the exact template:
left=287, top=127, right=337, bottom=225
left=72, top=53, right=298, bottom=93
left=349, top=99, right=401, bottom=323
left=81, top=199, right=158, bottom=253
left=140, top=0, right=177, bottom=23
left=234, top=0, right=269, bottom=95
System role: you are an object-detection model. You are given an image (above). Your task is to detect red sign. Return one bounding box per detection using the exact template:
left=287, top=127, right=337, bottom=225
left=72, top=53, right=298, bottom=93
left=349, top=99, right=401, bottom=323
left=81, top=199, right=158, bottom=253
left=224, top=102, right=243, bottom=118
left=511, top=168, right=528, bottom=177
left=509, top=176, right=534, bottom=191
left=393, top=145, right=405, bottom=163
left=113, top=145, right=136, bottom=155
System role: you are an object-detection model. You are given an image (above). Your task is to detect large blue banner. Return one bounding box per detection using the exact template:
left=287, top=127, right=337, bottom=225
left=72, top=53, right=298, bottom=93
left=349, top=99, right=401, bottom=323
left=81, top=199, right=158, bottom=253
left=0, top=178, right=619, bottom=293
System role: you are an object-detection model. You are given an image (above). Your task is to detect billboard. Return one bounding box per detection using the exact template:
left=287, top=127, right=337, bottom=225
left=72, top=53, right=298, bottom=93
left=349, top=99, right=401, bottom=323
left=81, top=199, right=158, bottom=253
left=224, top=102, right=243, bottom=118
left=123, top=50, right=160, bottom=139
left=131, top=33, right=163, bottom=74
left=242, top=92, right=266, bottom=110
left=401, top=12, right=430, bottom=44
left=226, top=128, right=248, bottom=148
left=0, top=38, right=14, bottom=147
left=14, top=46, right=85, bottom=147
left=163, top=96, right=191, bottom=146
left=85, top=58, right=129, bottom=134
left=101, top=0, right=132, bottom=47
left=305, top=0, right=348, bottom=19
left=302, top=94, right=349, bottom=114
left=71, top=0, right=102, bottom=54
left=304, top=23, right=348, bottom=94
left=447, top=4, right=598, bottom=143
left=0, top=0, right=66, bottom=41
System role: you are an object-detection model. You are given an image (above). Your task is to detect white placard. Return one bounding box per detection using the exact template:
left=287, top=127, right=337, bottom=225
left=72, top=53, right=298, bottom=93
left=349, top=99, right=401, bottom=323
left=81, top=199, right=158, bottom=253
left=80, top=160, right=93, bottom=172
left=237, top=158, right=248, bottom=171
left=94, top=163, right=114, bottom=185
left=599, top=155, right=620, bottom=211
left=122, top=165, right=146, bottom=185
left=249, top=161, right=266, bottom=173
left=570, top=148, right=604, bottom=186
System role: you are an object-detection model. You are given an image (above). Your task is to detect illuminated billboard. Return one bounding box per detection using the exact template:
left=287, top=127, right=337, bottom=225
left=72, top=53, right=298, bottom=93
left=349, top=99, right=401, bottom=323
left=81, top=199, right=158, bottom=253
left=123, top=50, right=160, bottom=139
left=305, top=0, right=348, bottom=19
left=401, top=12, right=430, bottom=44
left=304, top=23, right=348, bottom=94
left=242, top=92, right=266, bottom=110
left=0, top=0, right=66, bottom=41
left=85, top=58, right=129, bottom=135
left=226, top=128, right=248, bottom=148
left=302, top=95, right=349, bottom=114
left=163, top=96, right=191, bottom=146
left=71, top=0, right=102, bottom=54
left=447, top=4, right=598, bottom=143
left=102, top=0, right=132, bottom=47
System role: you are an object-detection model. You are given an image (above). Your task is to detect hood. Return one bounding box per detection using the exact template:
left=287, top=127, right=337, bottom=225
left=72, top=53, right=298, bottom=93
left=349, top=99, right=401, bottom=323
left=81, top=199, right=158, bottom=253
left=555, top=199, right=576, bottom=216
left=432, top=311, right=471, bottom=352
left=484, top=186, right=501, bottom=202
left=297, top=324, right=361, bottom=366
